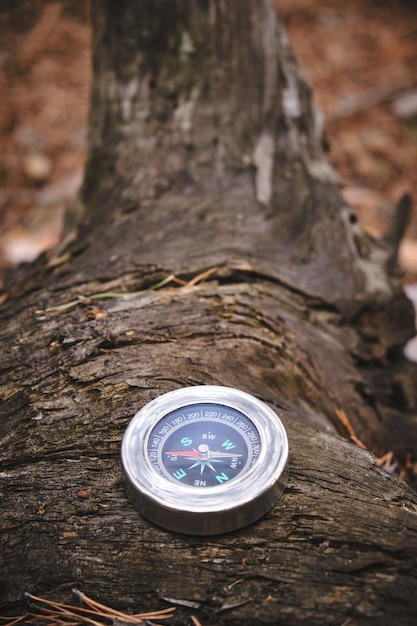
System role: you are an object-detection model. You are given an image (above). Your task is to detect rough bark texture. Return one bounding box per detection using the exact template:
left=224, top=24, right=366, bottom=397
left=1, top=1, right=417, bottom=624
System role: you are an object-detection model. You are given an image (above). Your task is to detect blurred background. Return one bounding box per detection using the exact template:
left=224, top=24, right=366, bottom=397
left=0, top=0, right=416, bottom=286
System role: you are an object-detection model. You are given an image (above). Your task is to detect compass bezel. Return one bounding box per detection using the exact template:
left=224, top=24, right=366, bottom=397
left=121, top=385, right=289, bottom=534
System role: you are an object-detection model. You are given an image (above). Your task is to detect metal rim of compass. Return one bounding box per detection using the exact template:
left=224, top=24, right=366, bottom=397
left=121, top=385, right=289, bottom=535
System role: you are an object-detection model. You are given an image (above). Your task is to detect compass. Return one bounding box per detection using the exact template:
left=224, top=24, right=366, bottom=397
left=121, top=386, right=289, bottom=535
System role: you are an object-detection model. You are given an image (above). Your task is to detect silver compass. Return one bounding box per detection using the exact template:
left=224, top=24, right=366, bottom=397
left=121, top=386, right=289, bottom=535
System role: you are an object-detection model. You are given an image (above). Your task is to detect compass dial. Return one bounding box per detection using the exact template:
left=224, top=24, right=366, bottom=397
left=121, top=386, right=288, bottom=535
left=148, top=404, right=260, bottom=487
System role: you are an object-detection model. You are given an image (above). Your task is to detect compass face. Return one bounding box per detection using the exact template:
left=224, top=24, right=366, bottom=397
left=148, top=403, right=261, bottom=488
left=121, top=386, right=289, bottom=535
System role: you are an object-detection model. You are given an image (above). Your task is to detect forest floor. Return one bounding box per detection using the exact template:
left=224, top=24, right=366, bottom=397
left=0, top=0, right=416, bottom=279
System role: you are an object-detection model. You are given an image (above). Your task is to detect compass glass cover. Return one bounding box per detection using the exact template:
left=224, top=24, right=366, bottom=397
left=147, top=402, right=261, bottom=488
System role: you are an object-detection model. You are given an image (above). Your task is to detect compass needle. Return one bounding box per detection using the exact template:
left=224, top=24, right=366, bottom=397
left=121, top=386, right=289, bottom=534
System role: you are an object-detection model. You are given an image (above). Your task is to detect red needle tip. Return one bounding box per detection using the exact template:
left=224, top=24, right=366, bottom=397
left=165, top=450, right=201, bottom=457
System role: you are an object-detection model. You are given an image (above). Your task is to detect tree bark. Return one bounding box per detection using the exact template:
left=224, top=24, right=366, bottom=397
left=1, top=1, right=417, bottom=624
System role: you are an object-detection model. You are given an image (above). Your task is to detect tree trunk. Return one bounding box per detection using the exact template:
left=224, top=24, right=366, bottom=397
left=1, top=1, right=417, bottom=624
